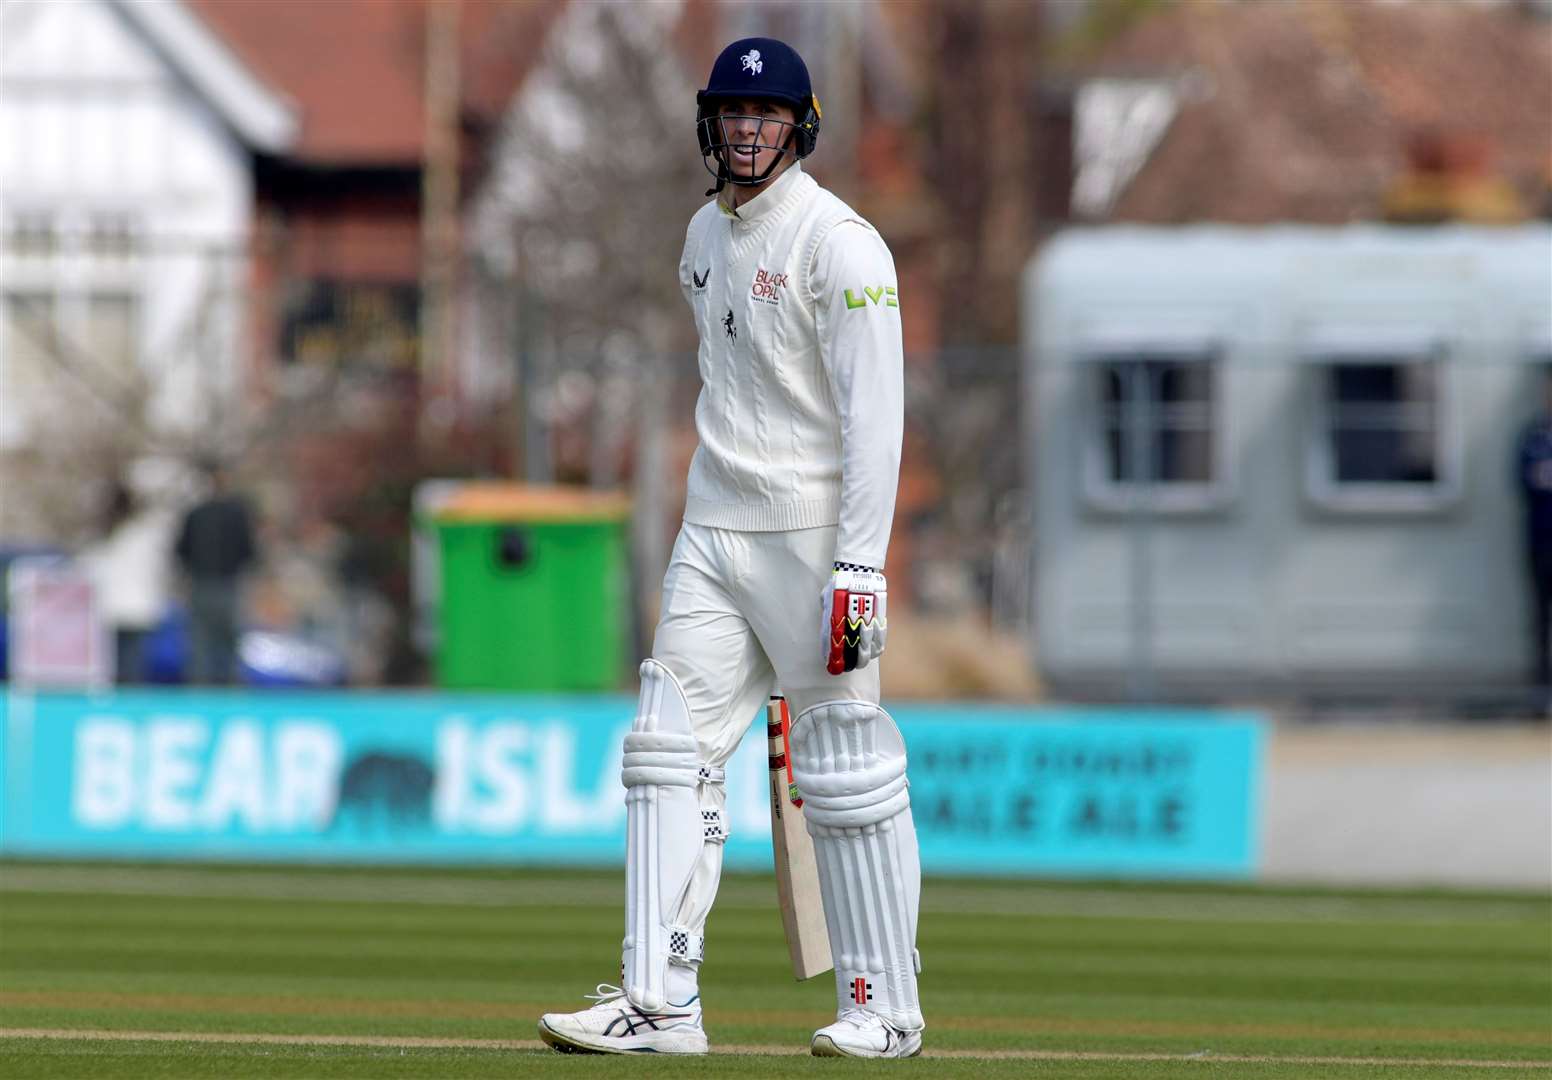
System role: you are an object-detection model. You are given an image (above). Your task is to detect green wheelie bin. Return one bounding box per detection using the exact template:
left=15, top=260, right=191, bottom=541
left=432, top=484, right=631, bottom=690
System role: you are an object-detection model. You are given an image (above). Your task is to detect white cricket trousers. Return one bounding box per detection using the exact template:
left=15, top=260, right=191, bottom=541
left=634, top=522, right=891, bottom=1009
left=651, top=522, right=880, bottom=768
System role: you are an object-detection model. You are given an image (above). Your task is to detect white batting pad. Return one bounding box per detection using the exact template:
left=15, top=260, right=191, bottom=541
left=791, top=700, right=924, bottom=1032
left=621, top=659, right=725, bottom=1011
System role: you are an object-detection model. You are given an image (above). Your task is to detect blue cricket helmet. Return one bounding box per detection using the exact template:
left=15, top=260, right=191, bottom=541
left=696, top=37, right=822, bottom=192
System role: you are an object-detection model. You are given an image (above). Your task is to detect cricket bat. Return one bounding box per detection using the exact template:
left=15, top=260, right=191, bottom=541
left=767, top=696, right=833, bottom=980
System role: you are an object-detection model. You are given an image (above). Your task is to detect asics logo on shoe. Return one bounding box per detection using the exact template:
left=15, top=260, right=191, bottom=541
left=604, top=1008, right=695, bottom=1037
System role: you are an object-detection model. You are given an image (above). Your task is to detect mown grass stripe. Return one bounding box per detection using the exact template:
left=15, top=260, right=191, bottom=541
left=5, top=973, right=1544, bottom=1042
left=2, top=990, right=1546, bottom=1047
left=4, top=866, right=1546, bottom=924
left=2, top=1028, right=1549, bottom=1068
left=6, top=929, right=1542, bottom=988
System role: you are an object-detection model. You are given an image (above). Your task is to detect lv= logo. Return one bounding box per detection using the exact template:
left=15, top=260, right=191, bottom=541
left=844, top=285, right=898, bottom=310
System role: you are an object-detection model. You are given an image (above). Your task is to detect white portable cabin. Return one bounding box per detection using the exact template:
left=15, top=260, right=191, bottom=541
left=1023, top=226, right=1552, bottom=701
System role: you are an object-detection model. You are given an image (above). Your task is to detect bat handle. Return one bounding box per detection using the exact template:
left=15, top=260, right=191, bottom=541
left=827, top=588, right=850, bottom=675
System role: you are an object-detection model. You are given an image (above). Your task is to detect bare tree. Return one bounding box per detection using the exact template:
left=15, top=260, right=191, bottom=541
left=471, top=2, right=709, bottom=639
left=473, top=0, right=703, bottom=487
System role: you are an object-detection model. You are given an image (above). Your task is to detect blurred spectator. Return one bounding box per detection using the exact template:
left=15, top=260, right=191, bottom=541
left=81, top=482, right=171, bottom=684
left=246, top=513, right=387, bottom=686
left=1515, top=369, right=1552, bottom=713
left=174, top=461, right=257, bottom=685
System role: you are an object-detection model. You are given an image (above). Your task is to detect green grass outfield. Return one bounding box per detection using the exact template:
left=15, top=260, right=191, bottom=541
left=0, top=862, right=1547, bottom=1078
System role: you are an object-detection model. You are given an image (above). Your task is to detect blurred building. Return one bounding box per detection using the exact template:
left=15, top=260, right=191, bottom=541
left=0, top=0, right=295, bottom=540
left=186, top=0, right=556, bottom=392
left=1070, top=0, right=1551, bottom=223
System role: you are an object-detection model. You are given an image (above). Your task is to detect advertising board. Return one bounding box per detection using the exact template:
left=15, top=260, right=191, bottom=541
left=0, top=690, right=1263, bottom=877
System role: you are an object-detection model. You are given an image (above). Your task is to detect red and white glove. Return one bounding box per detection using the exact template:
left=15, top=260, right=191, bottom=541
left=822, top=564, right=888, bottom=675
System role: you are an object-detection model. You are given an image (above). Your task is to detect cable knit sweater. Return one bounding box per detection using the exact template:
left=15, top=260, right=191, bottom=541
left=677, top=164, right=904, bottom=570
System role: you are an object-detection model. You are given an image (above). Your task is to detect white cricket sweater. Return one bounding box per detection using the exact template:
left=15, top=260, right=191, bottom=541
left=677, top=163, right=904, bottom=571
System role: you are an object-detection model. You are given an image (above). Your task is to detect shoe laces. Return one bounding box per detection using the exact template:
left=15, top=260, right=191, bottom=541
left=836, top=1007, right=882, bottom=1031
left=585, top=983, right=627, bottom=1005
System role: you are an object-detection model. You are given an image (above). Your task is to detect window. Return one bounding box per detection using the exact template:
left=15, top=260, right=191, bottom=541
left=1086, top=353, right=1223, bottom=511
left=85, top=293, right=136, bottom=370
left=1, top=294, right=55, bottom=447
left=1327, top=363, right=1437, bottom=484
left=282, top=280, right=419, bottom=368
left=3, top=293, right=53, bottom=342
left=3, top=212, right=57, bottom=258
left=2, top=212, right=142, bottom=373
left=1306, top=349, right=1456, bottom=512
left=0, top=289, right=141, bottom=449
left=87, top=213, right=136, bottom=260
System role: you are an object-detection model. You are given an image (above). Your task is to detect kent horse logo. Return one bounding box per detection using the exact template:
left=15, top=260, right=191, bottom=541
left=723, top=308, right=737, bottom=341
left=741, top=49, right=762, bottom=75
left=751, top=267, right=788, bottom=305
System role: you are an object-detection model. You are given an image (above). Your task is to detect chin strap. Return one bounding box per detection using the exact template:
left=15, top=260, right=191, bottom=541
left=706, top=154, right=736, bottom=199
left=705, top=151, right=733, bottom=198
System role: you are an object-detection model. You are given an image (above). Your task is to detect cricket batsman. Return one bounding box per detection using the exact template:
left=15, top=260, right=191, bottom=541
left=537, top=37, right=923, bottom=1058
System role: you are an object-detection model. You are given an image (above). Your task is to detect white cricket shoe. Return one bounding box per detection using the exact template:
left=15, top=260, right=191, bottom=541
left=538, top=983, right=708, bottom=1055
left=810, top=1008, right=922, bottom=1058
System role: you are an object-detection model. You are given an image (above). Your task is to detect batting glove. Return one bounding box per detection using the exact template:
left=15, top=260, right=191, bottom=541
left=822, top=564, right=888, bottom=675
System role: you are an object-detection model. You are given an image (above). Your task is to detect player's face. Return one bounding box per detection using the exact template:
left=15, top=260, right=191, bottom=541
left=716, top=98, right=797, bottom=183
